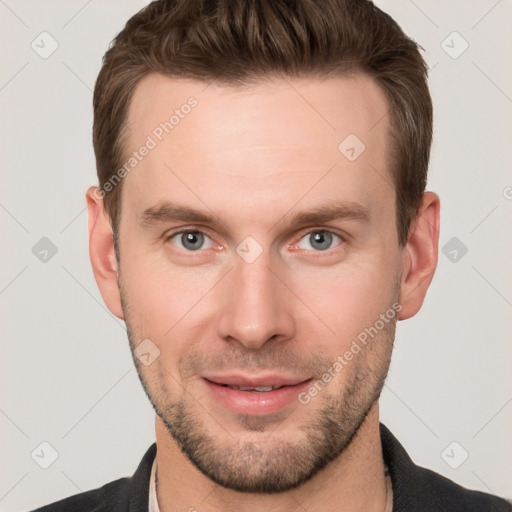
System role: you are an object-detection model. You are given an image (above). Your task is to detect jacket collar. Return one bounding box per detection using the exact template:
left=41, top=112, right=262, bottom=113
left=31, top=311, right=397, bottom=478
left=379, top=422, right=418, bottom=511
left=125, top=442, right=155, bottom=512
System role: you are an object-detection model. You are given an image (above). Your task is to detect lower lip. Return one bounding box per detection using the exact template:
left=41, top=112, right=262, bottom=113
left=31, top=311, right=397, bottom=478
left=202, top=378, right=313, bottom=416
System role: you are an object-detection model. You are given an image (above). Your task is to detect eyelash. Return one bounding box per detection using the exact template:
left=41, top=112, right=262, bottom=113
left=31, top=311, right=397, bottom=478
left=165, top=227, right=345, bottom=256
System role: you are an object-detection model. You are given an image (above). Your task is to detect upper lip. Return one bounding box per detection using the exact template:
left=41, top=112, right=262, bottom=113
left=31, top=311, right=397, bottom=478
left=203, top=374, right=312, bottom=388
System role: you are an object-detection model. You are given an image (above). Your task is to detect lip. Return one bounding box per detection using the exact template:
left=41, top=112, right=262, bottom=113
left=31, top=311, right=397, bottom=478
left=201, top=374, right=313, bottom=416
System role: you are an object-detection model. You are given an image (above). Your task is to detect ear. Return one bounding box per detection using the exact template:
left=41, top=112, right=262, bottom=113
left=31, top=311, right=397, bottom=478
left=398, top=191, right=440, bottom=320
left=86, top=186, right=124, bottom=320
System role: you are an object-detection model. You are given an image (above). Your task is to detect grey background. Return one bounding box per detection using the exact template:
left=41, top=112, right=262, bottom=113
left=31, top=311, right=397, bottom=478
left=0, top=0, right=511, bottom=510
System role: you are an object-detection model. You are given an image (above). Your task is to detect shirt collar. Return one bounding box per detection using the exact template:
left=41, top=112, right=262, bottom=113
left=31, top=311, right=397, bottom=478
left=148, top=456, right=160, bottom=512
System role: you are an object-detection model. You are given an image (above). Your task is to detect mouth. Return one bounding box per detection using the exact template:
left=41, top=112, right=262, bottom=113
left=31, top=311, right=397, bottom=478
left=217, top=384, right=284, bottom=392
left=201, top=375, right=313, bottom=416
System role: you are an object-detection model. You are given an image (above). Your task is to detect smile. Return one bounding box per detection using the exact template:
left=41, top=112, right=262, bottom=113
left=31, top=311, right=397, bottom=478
left=201, top=375, right=313, bottom=416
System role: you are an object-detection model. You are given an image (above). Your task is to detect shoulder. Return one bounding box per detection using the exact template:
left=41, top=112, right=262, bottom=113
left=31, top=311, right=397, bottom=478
left=30, top=443, right=156, bottom=512
left=379, top=423, right=511, bottom=512
left=414, top=464, right=512, bottom=512
left=29, top=477, right=130, bottom=512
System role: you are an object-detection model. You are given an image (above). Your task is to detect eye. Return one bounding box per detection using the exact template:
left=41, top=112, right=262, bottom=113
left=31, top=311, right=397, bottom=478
left=296, top=230, right=342, bottom=251
left=168, top=230, right=214, bottom=251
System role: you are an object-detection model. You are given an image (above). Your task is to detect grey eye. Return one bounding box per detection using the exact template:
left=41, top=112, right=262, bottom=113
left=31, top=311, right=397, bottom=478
left=170, top=231, right=213, bottom=251
left=297, top=231, right=341, bottom=251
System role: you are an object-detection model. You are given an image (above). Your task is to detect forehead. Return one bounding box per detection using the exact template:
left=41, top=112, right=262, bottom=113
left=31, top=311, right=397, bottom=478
left=126, top=72, right=389, bottom=153
left=120, top=72, right=393, bottom=228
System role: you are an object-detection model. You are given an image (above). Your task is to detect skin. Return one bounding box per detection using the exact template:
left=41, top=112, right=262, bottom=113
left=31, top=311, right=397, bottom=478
left=87, top=73, right=440, bottom=511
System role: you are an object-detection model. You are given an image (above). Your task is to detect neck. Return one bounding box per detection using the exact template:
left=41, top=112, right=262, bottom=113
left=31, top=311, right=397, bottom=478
left=154, top=402, right=387, bottom=512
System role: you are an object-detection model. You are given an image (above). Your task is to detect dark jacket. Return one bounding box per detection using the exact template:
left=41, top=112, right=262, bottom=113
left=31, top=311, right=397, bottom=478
left=32, top=423, right=511, bottom=511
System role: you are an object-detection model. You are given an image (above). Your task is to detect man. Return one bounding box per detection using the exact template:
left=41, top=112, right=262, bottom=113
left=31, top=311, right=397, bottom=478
left=32, top=0, right=511, bottom=510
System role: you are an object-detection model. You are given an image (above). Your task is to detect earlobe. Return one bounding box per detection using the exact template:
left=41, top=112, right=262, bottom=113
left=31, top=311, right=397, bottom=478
left=86, top=186, right=124, bottom=320
left=397, top=191, right=440, bottom=320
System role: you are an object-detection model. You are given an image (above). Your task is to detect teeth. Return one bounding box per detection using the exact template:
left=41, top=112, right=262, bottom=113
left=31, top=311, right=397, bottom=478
left=250, top=386, right=274, bottom=392
left=225, top=385, right=279, bottom=392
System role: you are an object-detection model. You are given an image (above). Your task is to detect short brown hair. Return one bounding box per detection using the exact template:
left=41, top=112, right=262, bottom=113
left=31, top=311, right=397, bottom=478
left=93, top=0, right=432, bottom=247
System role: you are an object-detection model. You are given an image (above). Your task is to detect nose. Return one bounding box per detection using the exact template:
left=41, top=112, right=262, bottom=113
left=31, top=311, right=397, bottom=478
left=216, top=252, right=295, bottom=350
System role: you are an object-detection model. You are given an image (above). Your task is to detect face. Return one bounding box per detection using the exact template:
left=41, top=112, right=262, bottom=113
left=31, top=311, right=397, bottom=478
left=116, top=73, right=404, bottom=493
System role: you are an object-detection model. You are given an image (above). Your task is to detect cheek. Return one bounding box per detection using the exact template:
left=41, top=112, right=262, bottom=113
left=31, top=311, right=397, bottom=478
left=120, top=248, right=217, bottom=339
left=286, top=259, right=398, bottom=349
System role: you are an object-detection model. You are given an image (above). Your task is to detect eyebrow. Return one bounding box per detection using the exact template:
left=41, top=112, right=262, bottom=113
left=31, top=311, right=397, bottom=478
left=140, top=203, right=218, bottom=228
left=285, top=201, right=370, bottom=228
left=139, top=200, right=370, bottom=231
